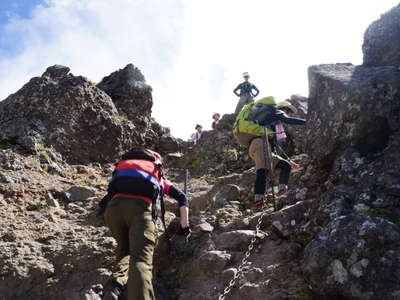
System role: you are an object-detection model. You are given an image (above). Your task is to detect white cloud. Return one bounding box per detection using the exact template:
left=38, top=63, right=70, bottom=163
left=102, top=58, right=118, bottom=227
left=0, top=0, right=399, bottom=139
left=0, top=0, right=185, bottom=102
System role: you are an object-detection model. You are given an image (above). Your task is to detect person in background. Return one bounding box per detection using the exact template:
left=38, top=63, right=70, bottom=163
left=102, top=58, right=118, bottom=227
left=211, top=113, right=221, bottom=129
left=190, top=124, right=203, bottom=145
left=233, top=72, right=260, bottom=115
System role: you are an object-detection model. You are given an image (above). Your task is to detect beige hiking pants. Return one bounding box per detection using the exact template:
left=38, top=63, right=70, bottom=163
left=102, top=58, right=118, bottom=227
left=249, top=137, right=279, bottom=170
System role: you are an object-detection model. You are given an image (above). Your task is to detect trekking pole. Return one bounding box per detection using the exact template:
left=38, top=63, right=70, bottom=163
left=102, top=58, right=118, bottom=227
left=263, top=128, right=277, bottom=212
left=184, top=168, right=189, bottom=194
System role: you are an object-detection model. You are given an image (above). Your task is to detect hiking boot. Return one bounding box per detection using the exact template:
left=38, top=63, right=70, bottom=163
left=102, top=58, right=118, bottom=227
left=251, top=200, right=264, bottom=210
left=103, top=281, right=123, bottom=300
left=276, top=185, right=288, bottom=197
left=251, top=194, right=265, bottom=210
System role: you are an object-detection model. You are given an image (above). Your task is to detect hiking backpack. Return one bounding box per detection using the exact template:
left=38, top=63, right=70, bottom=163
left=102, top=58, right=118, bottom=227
left=233, top=96, right=277, bottom=138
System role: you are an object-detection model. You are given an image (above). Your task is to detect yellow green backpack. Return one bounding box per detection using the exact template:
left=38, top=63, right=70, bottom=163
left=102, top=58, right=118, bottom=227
left=233, top=96, right=277, bottom=137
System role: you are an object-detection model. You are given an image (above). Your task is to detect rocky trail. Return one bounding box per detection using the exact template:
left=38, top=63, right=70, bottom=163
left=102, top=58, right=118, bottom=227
left=1, top=4, right=400, bottom=300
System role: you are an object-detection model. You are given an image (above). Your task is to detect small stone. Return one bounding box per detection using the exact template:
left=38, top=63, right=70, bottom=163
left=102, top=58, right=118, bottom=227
left=272, top=220, right=283, bottom=232
left=66, top=186, right=96, bottom=202
left=192, top=222, right=214, bottom=234
left=46, top=193, right=60, bottom=208
left=214, top=184, right=240, bottom=207
left=67, top=203, right=87, bottom=214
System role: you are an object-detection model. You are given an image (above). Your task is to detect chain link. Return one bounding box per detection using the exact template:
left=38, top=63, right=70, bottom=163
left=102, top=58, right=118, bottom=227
left=218, top=197, right=269, bottom=300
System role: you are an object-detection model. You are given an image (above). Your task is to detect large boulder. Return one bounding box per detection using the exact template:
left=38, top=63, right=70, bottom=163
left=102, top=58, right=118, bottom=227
left=0, top=64, right=178, bottom=163
left=306, top=63, right=400, bottom=163
left=363, top=4, right=400, bottom=67
left=97, top=64, right=153, bottom=118
left=303, top=215, right=400, bottom=300
left=97, top=64, right=179, bottom=153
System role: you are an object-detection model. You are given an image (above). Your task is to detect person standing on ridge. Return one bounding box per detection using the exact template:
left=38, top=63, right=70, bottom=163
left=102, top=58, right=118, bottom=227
left=233, top=96, right=305, bottom=208
left=233, top=72, right=260, bottom=115
left=211, top=113, right=221, bottom=129
left=98, top=148, right=191, bottom=300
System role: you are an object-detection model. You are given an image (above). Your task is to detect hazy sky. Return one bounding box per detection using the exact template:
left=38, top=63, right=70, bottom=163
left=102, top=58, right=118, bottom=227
left=0, top=0, right=398, bottom=138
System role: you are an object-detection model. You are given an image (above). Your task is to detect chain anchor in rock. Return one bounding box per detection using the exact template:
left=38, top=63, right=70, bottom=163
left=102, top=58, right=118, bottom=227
left=217, top=197, right=269, bottom=300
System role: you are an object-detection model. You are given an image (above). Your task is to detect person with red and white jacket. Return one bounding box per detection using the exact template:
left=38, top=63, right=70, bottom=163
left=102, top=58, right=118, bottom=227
left=98, top=148, right=190, bottom=300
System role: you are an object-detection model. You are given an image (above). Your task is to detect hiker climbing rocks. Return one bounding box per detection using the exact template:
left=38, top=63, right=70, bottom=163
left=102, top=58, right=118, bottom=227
left=212, top=113, right=221, bottom=129
left=233, top=96, right=305, bottom=207
left=190, top=124, right=203, bottom=145
left=233, top=72, right=260, bottom=115
left=98, top=148, right=190, bottom=300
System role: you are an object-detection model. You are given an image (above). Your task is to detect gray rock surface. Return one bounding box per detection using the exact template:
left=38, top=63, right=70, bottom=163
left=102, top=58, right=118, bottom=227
left=363, top=4, right=400, bottom=67
left=307, top=63, right=400, bottom=162
left=66, top=186, right=96, bottom=202
left=303, top=215, right=400, bottom=300
left=97, top=64, right=152, bottom=119
left=0, top=64, right=178, bottom=164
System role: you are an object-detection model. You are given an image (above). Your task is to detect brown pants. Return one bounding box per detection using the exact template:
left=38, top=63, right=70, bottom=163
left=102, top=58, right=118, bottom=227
left=105, top=197, right=156, bottom=300
left=235, top=132, right=279, bottom=170
left=234, top=95, right=254, bottom=115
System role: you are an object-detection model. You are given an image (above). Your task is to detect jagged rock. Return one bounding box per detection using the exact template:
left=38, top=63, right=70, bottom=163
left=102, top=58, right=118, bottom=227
left=0, top=67, right=121, bottom=163
left=307, top=63, right=400, bottom=162
left=303, top=214, right=400, bottom=300
left=97, top=64, right=178, bottom=153
left=194, top=250, right=231, bottom=276
left=42, top=64, right=71, bottom=79
left=192, top=222, right=214, bottom=234
left=66, top=186, right=96, bottom=202
left=363, top=4, right=400, bottom=67
left=214, top=184, right=241, bottom=207
left=46, top=192, right=60, bottom=208
left=271, top=200, right=314, bottom=242
left=189, top=191, right=212, bottom=215
left=214, top=230, right=262, bottom=251
left=97, top=64, right=151, bottom=118
left=0, top=65, right=178, bottom=164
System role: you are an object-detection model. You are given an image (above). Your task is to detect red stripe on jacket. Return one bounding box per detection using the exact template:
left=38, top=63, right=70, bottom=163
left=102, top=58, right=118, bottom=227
left=116, top=159, right=162, bottom=181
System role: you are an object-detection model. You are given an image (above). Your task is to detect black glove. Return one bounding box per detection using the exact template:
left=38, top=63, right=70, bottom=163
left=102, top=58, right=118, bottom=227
left=178, top=226, right=191, bottom=236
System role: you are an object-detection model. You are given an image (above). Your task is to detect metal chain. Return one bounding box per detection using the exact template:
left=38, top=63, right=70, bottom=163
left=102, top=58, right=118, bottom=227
left=218, top=197, right=269, bottom=300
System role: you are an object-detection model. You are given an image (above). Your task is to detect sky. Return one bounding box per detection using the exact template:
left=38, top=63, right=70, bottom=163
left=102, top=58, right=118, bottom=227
left=0, top=0, right=399, bottom=139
